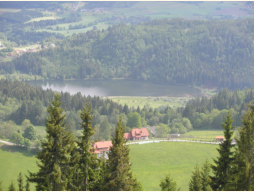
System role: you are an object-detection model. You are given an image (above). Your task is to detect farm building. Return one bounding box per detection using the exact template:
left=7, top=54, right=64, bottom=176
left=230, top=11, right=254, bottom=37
left=92, top=140, right=112, bottom=159
left=170, top=134, right=180, bottom=138
left=216, top=136, right=225, bottom=141
left=124, top=128, right=149, bottom=140
left=50, top=44, right=55, bottom=47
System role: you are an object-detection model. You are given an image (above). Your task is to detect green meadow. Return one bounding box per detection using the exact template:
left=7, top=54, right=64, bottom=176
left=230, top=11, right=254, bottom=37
left=129, top=142, right=218, bottom=191
left=109, top=96, right=190, bottom=109
left=0, top=140, right=218, bottom=191
left=0, top=143, right=37, bottom=191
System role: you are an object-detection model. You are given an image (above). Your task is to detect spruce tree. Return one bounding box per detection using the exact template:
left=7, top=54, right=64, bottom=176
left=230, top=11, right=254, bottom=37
left=17, top=172, right=24, bottom=191
left=160, top=172, right=180, bottom=191
left=76, top=102, right=100, bottom=191
left=189, top=165, right=202, bottom=191
left=28, top=94, right=77, bottom=190
left=210, top=110, right=234, bottom=191
left=25, top=179, right=30, bottom=191
left=104, top=116, right=143, bottom=191
left=8, top=181, right=16, bottom=191
left=201, top=160, right=212, bottom=191
left=226, top=104, right=254, bottom=190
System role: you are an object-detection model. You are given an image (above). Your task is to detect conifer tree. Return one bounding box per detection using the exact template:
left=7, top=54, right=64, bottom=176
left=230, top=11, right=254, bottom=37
left=226, top=102, right=254, bottom=190
left=76, top=102, right=100, bottom=191
left=210, top=110, right=234, bottom=190
left=189, top=165, right=202, bottom=191
left=160, top=172, right=180, bottom=191
left=201, top=160, right=212, bottom=191
left=17, top=172, right=24, bottom=191
left=8, top=181, right=16, bottom=191
left=28, top=94, right=77, bottom=190
left=25, top=179, right=30, bottom=191
left=104, top=116, right=143, bottom=191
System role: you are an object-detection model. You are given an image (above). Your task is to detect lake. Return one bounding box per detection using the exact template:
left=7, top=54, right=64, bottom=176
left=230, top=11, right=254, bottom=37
left=29, top=80, right=201, bottom=97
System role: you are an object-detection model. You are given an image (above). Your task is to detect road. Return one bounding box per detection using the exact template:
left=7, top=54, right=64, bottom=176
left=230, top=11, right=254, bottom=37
left=0, top=140, right=14, bottom=145
left=75, top=1, right=81, bottom=11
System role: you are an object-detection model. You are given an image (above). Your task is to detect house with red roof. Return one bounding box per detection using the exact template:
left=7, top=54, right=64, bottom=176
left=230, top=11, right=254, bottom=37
left=92, top=140, right=112, bottom=159
left=124, top=128, right=149, bottom=141
left=216, top=136, right=225, bottom=141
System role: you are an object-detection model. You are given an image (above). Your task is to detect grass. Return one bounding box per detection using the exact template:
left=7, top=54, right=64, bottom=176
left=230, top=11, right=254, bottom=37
left=184, top=130, right=224, bottom=138
left=0, top=143, right=37, bottom=190
left=0, top=8, right=20, bottom=12
left=0, top=72, right=44, bottom=82
left=108, top=96, right=191, bottom=109
left=129, top=142, right=219, bottom=191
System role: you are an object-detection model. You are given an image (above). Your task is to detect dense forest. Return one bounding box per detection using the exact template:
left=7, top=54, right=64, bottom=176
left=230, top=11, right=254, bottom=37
left=1, top=18, right=254, bottom=89
left=0, top=79, right=254, bottom=144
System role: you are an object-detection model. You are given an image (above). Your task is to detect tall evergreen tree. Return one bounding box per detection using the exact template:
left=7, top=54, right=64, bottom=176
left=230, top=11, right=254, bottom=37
left=76, top=102, right=100, bottom=191
left=17, top=172, right=24, bottom=191
left=210, top=110, right=234, bottom=190
left=8, top=181, right=16, bottom=191
left=201, top=160, right=212, bottom=191
left=28, top=94, right=77, bottom=190
left=226, top=101, right=254, bottom=190
left=25, top=179, right=30, bottom=191
left=160, top=172, right=180, bottom=191
left=189, top=165, right=202, bottom=191
left=104, top=116, right=143, bottom=191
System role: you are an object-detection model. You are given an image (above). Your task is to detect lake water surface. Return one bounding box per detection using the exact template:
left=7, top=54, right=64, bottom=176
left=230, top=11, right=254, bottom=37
left=29, top=80, right=201, bottom=97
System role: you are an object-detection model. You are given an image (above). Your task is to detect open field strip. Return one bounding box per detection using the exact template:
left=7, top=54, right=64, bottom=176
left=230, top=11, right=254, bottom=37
left=129, top=142, right=218, bottom=191
left=107, top=96, right=190, bottom=109
left=0, top=8, right=20, bottom=12
left=25, top=16, right=61, bottom=23
left=0, top=143, right=37, bottom=191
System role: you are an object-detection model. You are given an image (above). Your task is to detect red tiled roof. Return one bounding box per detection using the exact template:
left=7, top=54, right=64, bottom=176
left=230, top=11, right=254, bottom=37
left=216, top=136, right=225, bottom=139
left=131, top=128, right=149, bottom=138
left=93, top=141, right=112, bottom=153
left=124, top=132, right=132, bottom=139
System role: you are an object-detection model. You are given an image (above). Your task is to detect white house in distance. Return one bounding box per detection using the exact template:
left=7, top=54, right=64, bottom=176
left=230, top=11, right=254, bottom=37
left=124, top=128, right=149, bottom=140
left=92, top=140, right=112, bottom=159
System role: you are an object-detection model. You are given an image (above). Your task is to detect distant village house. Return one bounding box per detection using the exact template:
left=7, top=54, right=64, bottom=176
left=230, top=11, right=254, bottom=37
left=124, top=128, right=149, bottom=140
left=92, top=141, right=112, bottom=159
left=216, top=136, right=225, bottom=141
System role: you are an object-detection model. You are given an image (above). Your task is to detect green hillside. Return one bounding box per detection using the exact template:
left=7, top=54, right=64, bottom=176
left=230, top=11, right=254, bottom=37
left=3, top=18, right=254, bottom=89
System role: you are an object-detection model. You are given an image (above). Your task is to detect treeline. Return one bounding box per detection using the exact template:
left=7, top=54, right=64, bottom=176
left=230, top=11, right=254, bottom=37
left=0, top=10, right=43, bottom=23
left=1, top=94, right=143, bottom=191
left=3, top=18, right=254, bottom=89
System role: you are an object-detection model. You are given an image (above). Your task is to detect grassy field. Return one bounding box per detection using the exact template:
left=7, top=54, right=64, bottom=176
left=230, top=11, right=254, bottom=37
left=108, top=96, right=191, bottom=109
left=0, top=143, right=37, bottom=191
left=184, top=130, right=224, bottom=138
left=129, top=142, right=218, bottom=191
left=0, top=140, right=218, bottom=191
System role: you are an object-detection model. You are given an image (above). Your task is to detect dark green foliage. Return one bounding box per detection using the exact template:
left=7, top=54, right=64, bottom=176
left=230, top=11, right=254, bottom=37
left=189, top=165, right=202, bottom=191
left=160, top=172, right=180, bottom=191
left=210, top=110, right=234, bottom=191
left=25, top=179, right=30, bottom=191
left=22, top=125, right=37, bottom=140
left=76, top=102, right=100, bottom=191
left=126, top=112, right=142, bottom=128
left=28, top=94, right=77, bottom=190
left=17, top=172, right=24, bottom=191
left=0, top=181, right=2, bottom=191
left=201, top=160, right=212, bottom=191
left=8, top=181, right=16, bottom=191
left=104, top=116, right=143, bottom=190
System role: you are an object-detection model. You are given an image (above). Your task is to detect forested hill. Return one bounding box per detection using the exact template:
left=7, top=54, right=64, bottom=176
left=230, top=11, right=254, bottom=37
left=2, top=18, right=254, bottom=89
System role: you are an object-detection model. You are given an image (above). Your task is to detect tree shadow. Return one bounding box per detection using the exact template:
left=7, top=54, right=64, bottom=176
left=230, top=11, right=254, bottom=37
left=0, top=145, right=37, bottom=157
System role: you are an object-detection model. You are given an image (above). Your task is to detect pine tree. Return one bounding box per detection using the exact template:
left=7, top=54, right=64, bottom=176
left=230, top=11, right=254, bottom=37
left=25, top=179, right=30, bottom=191
left=160, top=172, right=180, bottom=191
left=210, top=110, right=234, bottom=190
left=189, top=165, right=202, bottom=191
left=8, top=181, right=16, bottom=191
left=28, top=94, right=77, bottom=190
left=104, top=116, right=143, bottom=191
left=76, top=102, right=100, bottom=191
left=200, top=160, right=212, bottom=191
left=17, top=172, right=24, bottom=191
left=226, top=103, right=254, bottom=190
